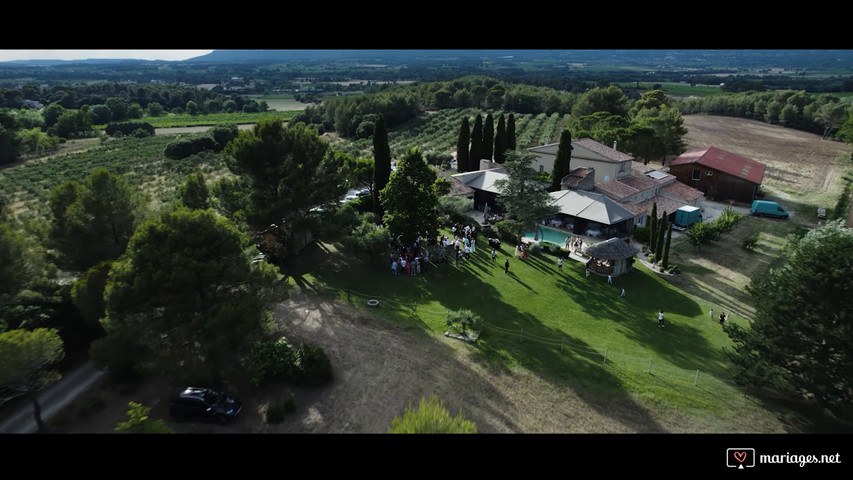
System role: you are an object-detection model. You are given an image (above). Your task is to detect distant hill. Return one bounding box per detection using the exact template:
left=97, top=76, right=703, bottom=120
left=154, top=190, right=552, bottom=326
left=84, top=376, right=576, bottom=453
left=184, top=49, right=853, bottom=69
left=183, top=50, right=558, bottom=63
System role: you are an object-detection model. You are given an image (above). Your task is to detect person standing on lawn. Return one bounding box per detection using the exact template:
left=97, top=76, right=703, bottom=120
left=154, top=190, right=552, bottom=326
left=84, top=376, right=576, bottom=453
left=504, top=258, right=510, bottom=274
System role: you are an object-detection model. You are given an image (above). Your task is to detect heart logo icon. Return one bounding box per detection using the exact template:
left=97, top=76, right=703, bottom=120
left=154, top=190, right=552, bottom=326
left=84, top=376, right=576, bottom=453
left=734, top=451, right=747, bottom=463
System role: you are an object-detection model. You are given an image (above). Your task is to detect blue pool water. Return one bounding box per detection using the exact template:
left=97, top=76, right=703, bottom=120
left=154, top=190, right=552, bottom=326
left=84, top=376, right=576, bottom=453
left=523, top=225, right=570, bottom=245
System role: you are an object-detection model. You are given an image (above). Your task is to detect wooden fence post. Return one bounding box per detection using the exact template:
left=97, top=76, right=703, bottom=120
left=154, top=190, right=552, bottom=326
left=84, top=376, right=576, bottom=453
left=603, top=348, right=608, bottom=364
left=694, top=370, right=699, bottom=386
left=648, top=359, right=652, bottom=374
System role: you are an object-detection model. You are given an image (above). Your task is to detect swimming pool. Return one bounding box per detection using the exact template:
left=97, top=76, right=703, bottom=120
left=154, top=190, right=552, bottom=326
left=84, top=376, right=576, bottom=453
left=523, top=225, right=571, bottom=245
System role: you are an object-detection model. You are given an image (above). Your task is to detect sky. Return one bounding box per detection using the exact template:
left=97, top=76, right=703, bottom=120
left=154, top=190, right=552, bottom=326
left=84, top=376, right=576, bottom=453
left=0, top=50, right=214, bottom=62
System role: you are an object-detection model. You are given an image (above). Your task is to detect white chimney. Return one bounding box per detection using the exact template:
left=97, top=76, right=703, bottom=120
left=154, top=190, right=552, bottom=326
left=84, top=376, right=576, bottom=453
left=613, top=141, right=617, bottom=150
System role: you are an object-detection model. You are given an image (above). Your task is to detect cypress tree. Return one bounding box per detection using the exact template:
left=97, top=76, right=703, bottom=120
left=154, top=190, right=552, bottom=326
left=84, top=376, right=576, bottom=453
left=649, top=202, right=658, bottom=251
left=469, top=114, right=483, bottom=172
left=494, top=113, right=507, bottom=164
left=550, top=129, right=573, bottom=192
left=373, top=115, right=392, bottom=214
left=456, top=117, right=470, bottom=173
left=507, top=113, right=516, bottom=151
left=483, top=113, right=494, bottom=161
left=662, top=223, right=673, bottom=270
left=655, top=210, right=668, bottom=259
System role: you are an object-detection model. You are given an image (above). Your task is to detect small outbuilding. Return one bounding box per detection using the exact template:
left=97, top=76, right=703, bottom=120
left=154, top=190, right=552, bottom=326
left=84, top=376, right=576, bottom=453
left=583, top=237, right=639, bottom=276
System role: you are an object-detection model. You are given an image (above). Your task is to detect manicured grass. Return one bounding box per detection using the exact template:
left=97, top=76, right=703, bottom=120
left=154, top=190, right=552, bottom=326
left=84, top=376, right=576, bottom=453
left=290, top=232, right=755, bottom=420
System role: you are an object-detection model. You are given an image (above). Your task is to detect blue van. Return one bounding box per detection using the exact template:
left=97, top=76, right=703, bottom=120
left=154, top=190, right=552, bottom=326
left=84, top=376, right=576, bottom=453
left=750, top=200, right=789, bottom=219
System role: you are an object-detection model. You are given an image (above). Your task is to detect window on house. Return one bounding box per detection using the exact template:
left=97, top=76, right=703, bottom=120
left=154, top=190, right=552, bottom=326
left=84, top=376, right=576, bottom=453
left=692, top=169, right=701, bottom=181
left=539, top=165, right=544, bottom=173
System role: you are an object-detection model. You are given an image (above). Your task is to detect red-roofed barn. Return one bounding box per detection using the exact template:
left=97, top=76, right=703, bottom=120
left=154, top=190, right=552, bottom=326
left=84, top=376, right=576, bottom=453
left=667, top=146, right=766, bottom=204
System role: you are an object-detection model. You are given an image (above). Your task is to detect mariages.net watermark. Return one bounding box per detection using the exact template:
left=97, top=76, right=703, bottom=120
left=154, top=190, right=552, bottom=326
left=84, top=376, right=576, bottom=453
left=727, top=448, right=842, bottom=469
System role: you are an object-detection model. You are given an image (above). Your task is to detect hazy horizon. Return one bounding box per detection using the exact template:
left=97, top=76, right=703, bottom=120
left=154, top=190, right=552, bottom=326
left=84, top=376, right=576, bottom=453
left=0, top=50, right=214, bottom=62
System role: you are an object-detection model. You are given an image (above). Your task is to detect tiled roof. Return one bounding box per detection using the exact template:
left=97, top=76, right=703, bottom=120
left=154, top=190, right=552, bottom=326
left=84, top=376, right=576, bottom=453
left=619, top=174, right=658, bottom=192
left=574, top=138, right=635, bottom=162
left=630, top=161, right=673, bottom=184
left=594, top=181, right=637, bottom=201
left=669, top=146, right=765, bottom=185
left=437, top=169, right=475, bottom=197
left=633, top=195, right=685, bottom=218
left=661, top=181, right=704, bottom=203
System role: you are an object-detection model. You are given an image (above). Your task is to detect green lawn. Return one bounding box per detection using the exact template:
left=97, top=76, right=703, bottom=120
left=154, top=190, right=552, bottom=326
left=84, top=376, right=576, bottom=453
left=289, top=230, right=761, bottom=422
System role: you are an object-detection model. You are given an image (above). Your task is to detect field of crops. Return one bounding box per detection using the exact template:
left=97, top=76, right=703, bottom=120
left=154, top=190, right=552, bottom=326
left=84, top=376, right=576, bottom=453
left=331, top=108, right=572, bottom=160
left=0, top=134, right=228, bottom=220
left=138, top=111, right=299, bottom=128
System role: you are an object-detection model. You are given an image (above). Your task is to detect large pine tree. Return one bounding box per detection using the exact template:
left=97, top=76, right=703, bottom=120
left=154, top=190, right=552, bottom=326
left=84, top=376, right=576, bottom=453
left=469, top=114, right=483, bottom=172
left=373, top=115, right=392, bottom=214
left=456, top=116, right=470, bottom=173
left=494, top=113, right=507, bottom=164
left=725, top=220, right=853, bottom=422
left=483, top=113, right=494, bottom=161
left=550, top=129, right=573, bottom=192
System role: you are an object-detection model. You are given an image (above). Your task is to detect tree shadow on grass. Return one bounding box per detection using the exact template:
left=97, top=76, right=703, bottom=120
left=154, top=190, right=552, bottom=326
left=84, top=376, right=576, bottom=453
left=554, top=262, right=732, bottom=378
left=404, top=261, right=667, bottom=432
left=300, top=240, right=713, bottom=432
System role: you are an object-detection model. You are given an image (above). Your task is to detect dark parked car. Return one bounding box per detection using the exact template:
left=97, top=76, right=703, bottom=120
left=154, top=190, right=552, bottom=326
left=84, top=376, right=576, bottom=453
left=169, top=387, right=242, bottom=424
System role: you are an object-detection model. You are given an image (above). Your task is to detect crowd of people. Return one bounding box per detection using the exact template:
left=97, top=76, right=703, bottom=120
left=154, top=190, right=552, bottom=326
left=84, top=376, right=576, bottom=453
left=388, top=223, right=482, bottom=276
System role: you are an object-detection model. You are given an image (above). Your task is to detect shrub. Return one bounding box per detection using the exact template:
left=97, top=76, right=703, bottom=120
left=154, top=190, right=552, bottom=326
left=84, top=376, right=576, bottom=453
left=711, top=207, right=743, bottom=233
left=445, top=308, right=483, bottom=337
left=115, top=402, right=174, bottom=433
left=528, top=243, right=542, bottom=255
left=439, top=196, right=473, bottom=223
left=246, top=336, right=333, bottom=387
left=388, top=395, right=477, bottom=433
left=266, top=403, right=285, bottom=424
left=647, top=253, right=656, bottom=264
left=164, top=136, right=216, bottom=160
left=294, top=344, right=333, bottom=386
left=105, top=121, right=154, bottom=137
left=633, top=226, right=651, bottom=243
left=283, top=398, right=297, bottom=414
left=245, top=336, right=298, bottom=387
left=742, top=232, right=760, bottom=251
left=494, top=220, right=521, bottom=243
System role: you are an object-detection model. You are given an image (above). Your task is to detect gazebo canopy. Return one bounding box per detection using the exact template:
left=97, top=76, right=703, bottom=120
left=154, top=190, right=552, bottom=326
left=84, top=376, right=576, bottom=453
left=583, top=237, right=638, bottom=260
